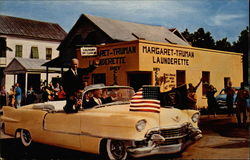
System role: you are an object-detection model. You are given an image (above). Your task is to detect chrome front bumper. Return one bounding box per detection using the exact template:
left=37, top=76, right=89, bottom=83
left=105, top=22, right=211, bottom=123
left=127, top=125, right=202, bottom=158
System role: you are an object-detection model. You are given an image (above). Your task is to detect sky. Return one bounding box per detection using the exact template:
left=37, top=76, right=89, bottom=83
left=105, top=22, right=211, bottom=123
left=0, top=0, right=249, bottom=43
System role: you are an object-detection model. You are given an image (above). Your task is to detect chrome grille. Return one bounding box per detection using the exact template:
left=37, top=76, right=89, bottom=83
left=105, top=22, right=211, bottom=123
left=161, top=139, right=180, bottom=145
left=160, top=124, right=188, bottom=138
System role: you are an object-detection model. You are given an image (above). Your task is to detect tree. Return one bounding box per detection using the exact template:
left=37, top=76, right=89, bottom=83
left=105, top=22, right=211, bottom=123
left=231, top=26, right=249, bottom=85
left=215, top=38, right=232, bottom=51
left=182, top=28, right=215, bottom=49
left=182, top=29, right=193, bottom=45
left=192, top=28, right=215, bottom=49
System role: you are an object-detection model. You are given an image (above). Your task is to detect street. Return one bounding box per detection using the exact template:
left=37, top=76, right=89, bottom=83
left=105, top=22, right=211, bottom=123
left=0, top=114, right=249, bottom=159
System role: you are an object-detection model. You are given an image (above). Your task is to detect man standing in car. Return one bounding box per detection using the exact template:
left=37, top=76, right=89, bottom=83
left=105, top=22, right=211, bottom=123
left=62, top=58, right=97, bottom=113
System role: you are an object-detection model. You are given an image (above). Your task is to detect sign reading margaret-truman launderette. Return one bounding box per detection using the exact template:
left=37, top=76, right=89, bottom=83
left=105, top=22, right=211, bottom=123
left=81, top=47, right=97, bottom=56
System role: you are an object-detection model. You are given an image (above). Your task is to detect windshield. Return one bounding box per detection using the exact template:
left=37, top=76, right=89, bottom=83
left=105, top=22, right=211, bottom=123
left=82, top=87, right=135, bottom=108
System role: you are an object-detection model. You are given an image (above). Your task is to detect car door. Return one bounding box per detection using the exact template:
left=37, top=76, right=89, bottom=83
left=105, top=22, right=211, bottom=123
left=43, top=112, right=81, bottom=148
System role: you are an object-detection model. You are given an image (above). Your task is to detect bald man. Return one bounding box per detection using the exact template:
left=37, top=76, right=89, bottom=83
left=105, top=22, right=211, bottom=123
left=62, top=58, right=96, bottom=113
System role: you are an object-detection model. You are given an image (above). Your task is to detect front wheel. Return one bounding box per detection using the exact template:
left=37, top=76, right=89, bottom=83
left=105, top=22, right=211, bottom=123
left=100, top=139, right=128, bottom=160
left=20, top=129, right=32, bottom=147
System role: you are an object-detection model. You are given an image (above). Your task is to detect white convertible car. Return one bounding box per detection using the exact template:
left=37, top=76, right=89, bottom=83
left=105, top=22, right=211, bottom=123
left=1, top=84, right=202, bottom=159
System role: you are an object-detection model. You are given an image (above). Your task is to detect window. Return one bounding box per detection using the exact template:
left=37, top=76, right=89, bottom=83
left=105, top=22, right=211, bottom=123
left=46, top=48, right=52, bottom=60
left=176, top=70, right=186, bottom=87
left=92, top=73, right=106, bottom=84
left=202, top=71, right=210, bottom=96
left=0, top=37, right=6, bottom=57
left=30, top=47, right=39, bottom=59
left=15, top=45, right=23, bottom=57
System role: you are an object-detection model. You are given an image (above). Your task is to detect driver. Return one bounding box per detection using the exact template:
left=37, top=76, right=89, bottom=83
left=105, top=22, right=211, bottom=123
left=84, top=89, right=115, bottom=109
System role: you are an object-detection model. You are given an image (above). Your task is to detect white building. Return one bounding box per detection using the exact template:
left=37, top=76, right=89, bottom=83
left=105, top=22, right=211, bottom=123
left=0, top=15, right=67, bottom=93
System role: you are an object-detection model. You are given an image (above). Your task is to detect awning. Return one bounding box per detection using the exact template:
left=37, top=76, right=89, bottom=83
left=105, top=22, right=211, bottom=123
left=4, top=57, right=60, bottom=74
left=42, top=56, right=73, bottom=68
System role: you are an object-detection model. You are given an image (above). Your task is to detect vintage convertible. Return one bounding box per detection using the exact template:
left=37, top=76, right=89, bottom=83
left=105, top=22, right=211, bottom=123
left=1, top=84, right=202, bottom=159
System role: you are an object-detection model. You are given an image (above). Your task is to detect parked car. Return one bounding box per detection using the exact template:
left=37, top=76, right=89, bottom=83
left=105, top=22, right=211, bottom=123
left=215, top=87, right=250, bottom=110
left=1, top=84, right=202, bottom=160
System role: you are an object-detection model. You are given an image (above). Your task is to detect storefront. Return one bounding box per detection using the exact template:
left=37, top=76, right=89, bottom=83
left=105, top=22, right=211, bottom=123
left=77, top=40, right=243, bottom=108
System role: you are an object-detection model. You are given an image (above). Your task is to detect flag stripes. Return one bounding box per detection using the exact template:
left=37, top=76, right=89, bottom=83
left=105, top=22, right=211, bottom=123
left=130, top=88, right=160, bottom=113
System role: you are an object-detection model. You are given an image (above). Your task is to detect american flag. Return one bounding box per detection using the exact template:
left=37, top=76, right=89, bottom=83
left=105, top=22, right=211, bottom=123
left=130, top=88, right=161, bottom=113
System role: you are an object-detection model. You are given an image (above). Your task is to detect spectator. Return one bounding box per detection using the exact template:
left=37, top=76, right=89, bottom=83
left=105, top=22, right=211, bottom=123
left=41, top=87, right=49, bottom=102
left=53, top=83, right=60, bottom=100
left=187, top=78, right=202, bottom=109
left=8, top=86, right=15, bottom=107
left=206, top=84, right=218, bottom=117
left=0, top=85, right=7, bottom=108
left=235, top=82, right=249, bottom=128
left=58, top=86, right=66, bottom=100
left=188, top=78, right=202, bottom=93
left=27, top=86, right=34, bottom=95
left=225, top=81, right=235, bottom=116
left=26, top=87, right=35, bottom=104
left=47, top=82, right=55, bottom=101
left=14, top=83, right=22, bottom=108
left=26, top=87, right=37, bottom=104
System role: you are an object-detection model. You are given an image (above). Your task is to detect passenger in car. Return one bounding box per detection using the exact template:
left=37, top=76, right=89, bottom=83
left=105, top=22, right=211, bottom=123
left=84, top=89, right=114, bottom=109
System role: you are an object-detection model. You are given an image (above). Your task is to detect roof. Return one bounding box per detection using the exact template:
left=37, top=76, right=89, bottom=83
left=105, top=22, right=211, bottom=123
left=42, top=56, right=72, bottom=68
left=84, top=14, right=190, bottom=46
left=4, top=58, right=60, bottom=74
left=0, top=15, right=67, bottom=41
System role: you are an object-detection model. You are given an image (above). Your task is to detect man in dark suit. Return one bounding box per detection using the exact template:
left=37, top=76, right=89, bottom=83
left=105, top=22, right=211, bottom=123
left=62, top=58, right=96, bottom=113
left=85, top=89, right=113, bottom=109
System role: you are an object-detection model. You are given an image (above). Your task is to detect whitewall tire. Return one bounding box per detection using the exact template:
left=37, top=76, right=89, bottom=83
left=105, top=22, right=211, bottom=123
left=20, top=129, right=32, bottom=147
left=101, top=139, right=128, bottom=160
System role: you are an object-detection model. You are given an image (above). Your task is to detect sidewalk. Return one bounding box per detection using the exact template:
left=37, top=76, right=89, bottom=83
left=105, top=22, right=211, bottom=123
left=181, top=114, right=249, bottom=159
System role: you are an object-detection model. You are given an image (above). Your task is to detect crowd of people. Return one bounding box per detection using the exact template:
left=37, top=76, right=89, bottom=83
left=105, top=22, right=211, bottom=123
left=203, top=81, right=249, bottom=128
left=0, top=82, right=67, bottom=109
left=0, top=83, right=23, bottom=109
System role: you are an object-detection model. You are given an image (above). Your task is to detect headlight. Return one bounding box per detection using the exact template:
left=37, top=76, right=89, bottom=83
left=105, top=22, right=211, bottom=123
left=135, top=119, right=147, bottom=132
left=192, top=113, right=200, bottom=123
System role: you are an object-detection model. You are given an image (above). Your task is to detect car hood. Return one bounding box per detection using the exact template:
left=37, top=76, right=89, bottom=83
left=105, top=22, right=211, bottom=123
left=83, top=103, right=196, bottom=128
left=215, top=94, right=226, bottom=101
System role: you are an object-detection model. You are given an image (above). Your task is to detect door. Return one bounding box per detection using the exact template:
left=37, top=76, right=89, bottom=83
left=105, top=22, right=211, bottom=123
left=127, top=72, right=152, bottom=91
left=27, top=74, right=41, bottom=92
left=176, top=70, right=186, bottom=87
left=92, top=73, right=106, bottom=84
left=17, top=73, right=25, bottom=93
left=43, top=113, right=81, bottom=148
left=202, top=71, right=210, bottom=96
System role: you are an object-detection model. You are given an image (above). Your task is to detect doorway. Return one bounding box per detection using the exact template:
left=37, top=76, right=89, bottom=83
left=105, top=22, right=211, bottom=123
left=92, top=73, right=106, bottom=84
left=127, top=72, right=152, bottom=91
left=176, top=70, right=186, bottom=87
left=28, top=74, right=41, bottom=92
left=17, top=73, right=25, bottom=93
